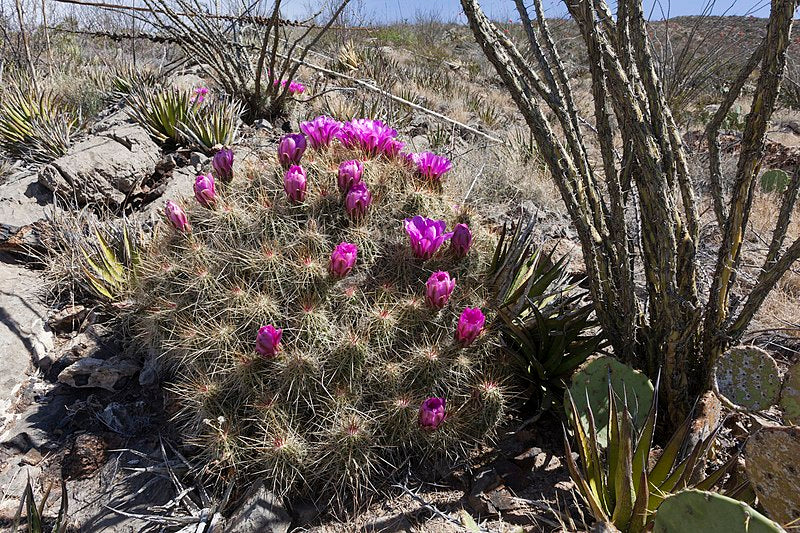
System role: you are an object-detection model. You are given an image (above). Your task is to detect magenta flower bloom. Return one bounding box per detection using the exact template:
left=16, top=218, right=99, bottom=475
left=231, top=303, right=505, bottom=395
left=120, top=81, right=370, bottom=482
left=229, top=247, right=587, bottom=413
left=164, top=200, right=190, bottom=233
left=404, top=216, right=453, bottom=260
left=337, top=119, right=404, bottom=158
left=288, top=81, right=306, bottom=94
left=284, top=165, right=307, bottom=203
left=193, top=173, right=217, bottom=208
left=330, top=242, right=358, bottom=278
left=425, top=271, right=456, bottom=309
left=255, top=325, right=283, bottom=358
left=418, top=397, right=446, bottom=430
left=191, top=86, right=209, bottom=103
left=415, top=152, right=452, bottom=181
left=345, top=182, right=372, bottom=220
left=300, top=116, right=342, bottom=150
left=450, top=223, right=472, bottom=257
left=456, top=307, right=485, bottom=346
left=212, top=148, right=234, bottom=184
left=277, top=133, right=307, bottom=168
left=337, top=159, right=364, bottom=193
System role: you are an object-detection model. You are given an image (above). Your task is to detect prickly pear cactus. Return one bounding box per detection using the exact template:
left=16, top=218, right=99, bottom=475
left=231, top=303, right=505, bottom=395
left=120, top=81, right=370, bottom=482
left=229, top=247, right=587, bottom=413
left=760, top=169, right=790, bottom=193
left=712, top=345, right=781, bottom=412
left=565, top=356, right=653, bottom=447
left=745, top=425, right=800, bottom=526
left=135, top=120, right=513, bottom=503
left=653, top=489, right=783, bottom=533
left=779, top=361, right=800, bottom=425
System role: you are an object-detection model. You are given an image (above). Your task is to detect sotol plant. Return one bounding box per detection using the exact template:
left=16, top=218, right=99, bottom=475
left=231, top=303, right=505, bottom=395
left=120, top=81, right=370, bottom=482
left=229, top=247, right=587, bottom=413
left=135, top=117, right=513, bottom=504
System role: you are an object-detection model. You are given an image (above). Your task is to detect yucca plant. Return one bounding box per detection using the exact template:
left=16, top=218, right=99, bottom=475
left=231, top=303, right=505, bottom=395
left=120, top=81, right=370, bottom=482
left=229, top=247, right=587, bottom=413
left=127, top=87, right=195, bottom=146
left=564, top=379, right=741, bottom=532
left=12, top=475, right=69, bottom=533
left=179, top=97, right=244, bottom=155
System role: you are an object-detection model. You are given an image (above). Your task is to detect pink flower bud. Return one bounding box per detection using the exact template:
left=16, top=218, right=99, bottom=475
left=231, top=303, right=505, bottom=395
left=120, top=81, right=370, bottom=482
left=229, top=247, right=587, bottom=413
left=330, top=242, right=358, bottom=278
left=425, top=271, right=455, bottom=309
left=337, top=159, right=364, bottom=193
left=255, top=325, right=282, bottom=358
left=345, top=182, right=372, bottom=220
left=456, top=307, right=485, bottom=347
left=418, top=397, right=446, bottom=430
left=284, top=165, right=307, bottom=203
left=212, top=148, right=234, bottom=184
left=277, top=133, right=307, bottom=168
left=450, top=223, right=472, bottom=257
left=164, top=200, right=190, bottom=232
left=193, top=173, right=217, bottom=208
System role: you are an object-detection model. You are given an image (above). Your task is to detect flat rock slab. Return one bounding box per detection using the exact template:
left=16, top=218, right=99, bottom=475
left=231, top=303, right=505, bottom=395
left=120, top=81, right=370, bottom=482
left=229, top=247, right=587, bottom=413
left=38, top=124, right=160, bottom=209
left=0, top=261, right=52, bottom=427
left=0, top=171, right=58, bottom=227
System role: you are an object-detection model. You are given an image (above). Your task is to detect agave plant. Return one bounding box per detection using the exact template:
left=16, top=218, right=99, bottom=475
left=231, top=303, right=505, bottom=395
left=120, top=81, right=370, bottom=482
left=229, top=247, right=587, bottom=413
left=77, top=218, right=143, bottom=306
left=489, top=216, right=604, bottom=411
left=564, top=377, right=742, bottom=532
left=127, top=87, right=195, bottom=145
left=178, top=97, right=244, bottom=155
left=12, top=475, right=69, bottom=533
left=0, top=80, right=77, bottom=163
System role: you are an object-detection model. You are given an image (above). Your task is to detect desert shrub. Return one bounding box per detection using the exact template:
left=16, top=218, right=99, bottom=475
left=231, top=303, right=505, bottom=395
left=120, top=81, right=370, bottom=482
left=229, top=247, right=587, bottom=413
left=0, top=78, right=77, bottom=163
left=134, top=118, right=513, bottom=504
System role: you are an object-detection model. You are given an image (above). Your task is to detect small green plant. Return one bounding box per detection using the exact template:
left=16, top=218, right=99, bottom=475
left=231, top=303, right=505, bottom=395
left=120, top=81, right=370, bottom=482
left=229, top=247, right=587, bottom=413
left=127, top=87, right=195, bottom=146
left=12, top=475, right=69, bottom=533
left=79, top=220, right=142, bottom=306
left=179, top=97, right=244, bottom=155
left=564, top=368, right=737, bottom=532
left=0, top=79, right=77, bottom=163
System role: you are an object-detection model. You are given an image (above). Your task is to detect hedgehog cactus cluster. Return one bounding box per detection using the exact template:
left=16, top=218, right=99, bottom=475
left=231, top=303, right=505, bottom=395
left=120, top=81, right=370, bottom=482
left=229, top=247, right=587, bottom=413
left=138, top=116, right=512, bottom=502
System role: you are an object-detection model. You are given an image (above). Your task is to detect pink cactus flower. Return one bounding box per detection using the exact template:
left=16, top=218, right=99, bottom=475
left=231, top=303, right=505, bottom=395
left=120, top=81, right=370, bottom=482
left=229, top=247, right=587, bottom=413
left=330, top=242, right=358, bottom=278
left=255, top=325, right=282, bottom=358
left=345, top=182, right=372, bottom=220
left=337, top=159, right=364, bottom=193
left=191, top=86, right=209, bottom=103
left=193, top=173, right=217, bottom=208
left=337, top=119, right=404, bottom=158
left=277, top=133, right=307, bottom=168
left=425, top=271, right=456, bottom=309
left=418, top=397, right=446, bottom=430
left=450, top=223, right=472, bottom=257
left=288, top=80, right=306, bottom=94
left=300, top=116, right=342, bottom=150
left=456, top=307, right=485, bottom=347
left=165, top=200, right=190, bottom=233
left=284, top=165, right=307, bottom=203
left=414, top=152, right=452, bottom=181
left=212, top=148, right=234, bottom=184
left=404, top=216, right=453, bottom=260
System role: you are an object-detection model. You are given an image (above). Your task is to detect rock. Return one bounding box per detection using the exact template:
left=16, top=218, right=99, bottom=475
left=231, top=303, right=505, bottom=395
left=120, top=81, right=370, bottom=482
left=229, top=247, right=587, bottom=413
left=47, top=305, right=88, bottom=333
left=62, top=433, right=107, bottom=480
left=1, top=385, right=76, bottom=453
left=467, top=468, right=502, bottom=515
left=254, top=119, right=273, bottom=131
left=225, top=481, right=291, bottom=533
left=0, top=170, right=57, bottom=227
left=141, top=167, right=195, bottom=221
left=190, top=151, right=209, bottom=169
left=38, top=124, right=160, bottom=209
left=0, top=262, right=52, bottom=418
left=57, top=356, right=140, bottom=391
left=170, top=72, right=206, bottom=92
left=138, top=351, right=159, bottom=387
left=90, top=106, right=134, bottom=134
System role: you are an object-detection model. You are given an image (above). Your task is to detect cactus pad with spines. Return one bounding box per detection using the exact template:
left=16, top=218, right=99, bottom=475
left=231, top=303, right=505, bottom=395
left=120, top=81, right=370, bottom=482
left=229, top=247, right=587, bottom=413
left=653, top=489, right=783, bottom=533
left=779, top=361, right=800, bottom=424
left=565, top=355, right=653, bottom=448
left=712, top=345, right=781, bottom=411
left=760, top=169, right=791, bottom=193
left=135, top=129, right=512, bottom=504
left=745, top=425, right=800, bottom=526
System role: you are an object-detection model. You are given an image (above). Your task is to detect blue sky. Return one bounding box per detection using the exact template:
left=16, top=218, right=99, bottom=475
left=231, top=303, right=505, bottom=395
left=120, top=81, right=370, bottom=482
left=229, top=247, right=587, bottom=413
left=282, top=0, right=775, bottom=22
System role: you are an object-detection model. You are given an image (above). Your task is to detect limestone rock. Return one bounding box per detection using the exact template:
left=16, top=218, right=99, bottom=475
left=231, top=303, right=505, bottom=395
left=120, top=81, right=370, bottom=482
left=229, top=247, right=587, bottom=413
left=225, top=481, right=291, bottom=533
left=57, top=356, right=140, bottom=391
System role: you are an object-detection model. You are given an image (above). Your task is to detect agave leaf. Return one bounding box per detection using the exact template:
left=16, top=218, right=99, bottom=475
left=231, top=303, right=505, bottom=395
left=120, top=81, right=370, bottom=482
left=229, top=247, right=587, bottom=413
left=629, top=470, right=651, bottom=533
left=24, top=474, right=42, bottom=533
left=694, top=451, right=740, bottom=492
left=611, top=407, right=635, bottom=530
left=564, top=426, right=610, bottom=522
left=82, top=267, right=115, bottom=300
left=632, top=375, right=659, bottom=494
left=54, top=479, right=69, bottom=533
left=95, top=229, right=125, bottom=283
left=648, top=416, right=692, bottom=487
